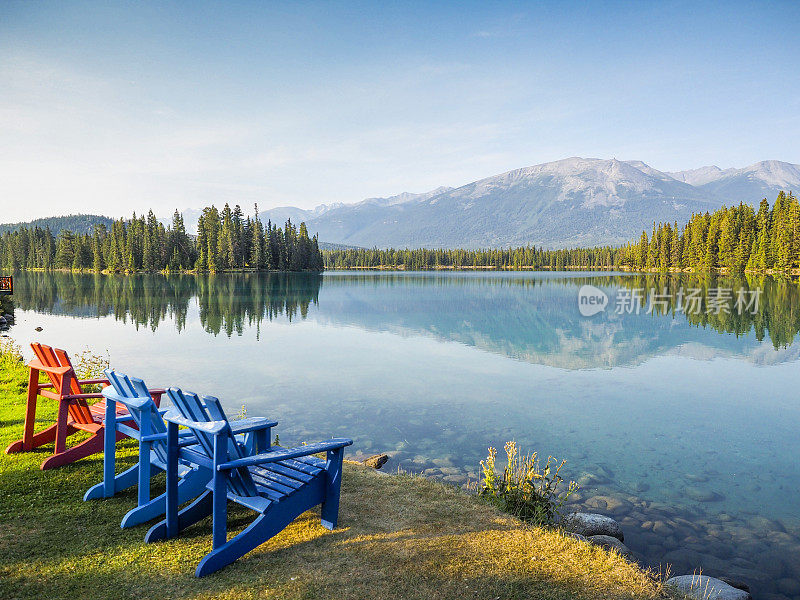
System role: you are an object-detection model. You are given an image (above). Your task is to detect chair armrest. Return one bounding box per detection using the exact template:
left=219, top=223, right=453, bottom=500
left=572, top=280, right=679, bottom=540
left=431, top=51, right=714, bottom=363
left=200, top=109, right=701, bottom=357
left=218, top=438, right=353, bottom=471
left=28, top=360, right=72, bottom=376
left=63, top=393, right=105, bottom=400
left=163, top=409, right=226, bottom=435
left=106, top=394, right=151, bottom=410
left=77, top=378, right=110, bottom=386
left=229, top=417, right=278, bottom=435
left=102, top=388, right=165, bottom=409
left=140, top=430, right=196, bottom=443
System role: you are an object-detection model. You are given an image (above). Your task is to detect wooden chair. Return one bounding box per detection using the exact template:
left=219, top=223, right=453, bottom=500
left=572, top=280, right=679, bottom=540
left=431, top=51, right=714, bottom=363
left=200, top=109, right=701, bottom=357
left=4, top=343, right=164, bottom=470
left=146, top=387, right=352, bottom=576
left=84, top=370, right=277, bottom=529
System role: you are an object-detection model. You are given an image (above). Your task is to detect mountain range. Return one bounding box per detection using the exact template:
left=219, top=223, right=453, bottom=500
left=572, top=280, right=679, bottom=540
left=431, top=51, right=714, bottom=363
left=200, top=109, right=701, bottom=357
left=4, top=158, right=799, bottom=249
left=251, top=158, right=800, bottom=249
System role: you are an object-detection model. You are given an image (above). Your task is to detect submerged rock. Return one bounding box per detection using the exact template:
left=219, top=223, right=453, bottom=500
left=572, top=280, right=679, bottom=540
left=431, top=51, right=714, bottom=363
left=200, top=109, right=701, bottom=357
left=562, top=512, right=624, bottom=542
left=577, top=472, right=611, bottom=486
left=776, top=577, right=800, bottom=596
left=586, top=535, right=634, bottom=560
left=586, top=494, right=631, bottom=514
left=666, top=575, right=752, bottom=600
left=685, top=486, right=724, bottom=502
left=748, top=516, right=787, bottom=533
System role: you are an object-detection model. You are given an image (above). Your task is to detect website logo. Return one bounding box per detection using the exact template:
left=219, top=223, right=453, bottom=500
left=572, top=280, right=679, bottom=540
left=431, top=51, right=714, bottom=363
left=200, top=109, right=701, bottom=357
left=578, top=285, right=608, bottom=317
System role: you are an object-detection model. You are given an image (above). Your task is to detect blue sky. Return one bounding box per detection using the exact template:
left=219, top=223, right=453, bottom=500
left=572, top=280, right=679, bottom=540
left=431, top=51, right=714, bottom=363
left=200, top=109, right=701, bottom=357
left=2, top=1, right=799, bottom=221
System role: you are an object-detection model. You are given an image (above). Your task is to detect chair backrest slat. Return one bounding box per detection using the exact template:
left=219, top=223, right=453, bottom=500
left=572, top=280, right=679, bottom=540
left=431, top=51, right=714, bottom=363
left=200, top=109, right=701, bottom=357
left=31, top=343, right=93, bottom=424
left=202, top=395, right=257, bottom=497
left=166, top=388, right=258, bottom=497
left=105, top=369, right=168, bottom=464
left=165, top=389, right=216, bottom=457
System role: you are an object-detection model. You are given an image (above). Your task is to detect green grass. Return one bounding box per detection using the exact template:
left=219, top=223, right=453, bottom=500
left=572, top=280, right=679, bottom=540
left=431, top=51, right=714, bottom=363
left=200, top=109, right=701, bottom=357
left=0, top=349, right=678, bottom=599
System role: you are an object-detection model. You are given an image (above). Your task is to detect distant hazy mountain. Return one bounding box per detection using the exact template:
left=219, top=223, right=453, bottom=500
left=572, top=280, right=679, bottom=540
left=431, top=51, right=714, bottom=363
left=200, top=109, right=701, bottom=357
left=0, top=214, right=113, bottom=236
left=668, top=160, right=800, bottom=205
left=161, top=157, right=800, bottom=249
left=291, top=158, right=800, bottom=249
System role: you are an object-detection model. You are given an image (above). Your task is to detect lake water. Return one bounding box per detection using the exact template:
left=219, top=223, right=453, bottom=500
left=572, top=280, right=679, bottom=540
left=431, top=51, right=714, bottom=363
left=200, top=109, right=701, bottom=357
left=3, top=270, right=800, bottom=599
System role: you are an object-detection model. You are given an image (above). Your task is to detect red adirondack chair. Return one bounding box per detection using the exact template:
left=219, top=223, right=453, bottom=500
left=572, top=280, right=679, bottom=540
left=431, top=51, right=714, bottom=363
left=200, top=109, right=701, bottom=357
left=5, top=343, right=164, bottom=470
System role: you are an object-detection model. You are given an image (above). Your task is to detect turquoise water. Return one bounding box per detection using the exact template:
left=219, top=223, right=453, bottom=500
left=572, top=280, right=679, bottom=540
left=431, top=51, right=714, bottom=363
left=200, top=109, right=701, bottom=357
left=4, top=271, right=800, bottom=598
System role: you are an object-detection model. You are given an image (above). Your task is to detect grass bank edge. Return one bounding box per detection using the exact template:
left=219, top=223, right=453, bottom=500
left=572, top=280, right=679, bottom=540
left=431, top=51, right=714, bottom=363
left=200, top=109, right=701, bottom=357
left=0, top=341, right=680, bottom=600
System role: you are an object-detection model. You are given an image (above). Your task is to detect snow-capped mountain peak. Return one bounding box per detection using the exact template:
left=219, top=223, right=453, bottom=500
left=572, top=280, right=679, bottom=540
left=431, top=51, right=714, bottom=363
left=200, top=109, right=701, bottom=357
left=165, top=156, right=800, bottom=249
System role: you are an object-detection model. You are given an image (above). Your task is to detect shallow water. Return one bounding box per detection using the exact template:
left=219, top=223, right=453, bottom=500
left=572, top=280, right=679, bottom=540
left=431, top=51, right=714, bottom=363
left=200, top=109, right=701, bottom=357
left=4, top=271, right=800, bottom=599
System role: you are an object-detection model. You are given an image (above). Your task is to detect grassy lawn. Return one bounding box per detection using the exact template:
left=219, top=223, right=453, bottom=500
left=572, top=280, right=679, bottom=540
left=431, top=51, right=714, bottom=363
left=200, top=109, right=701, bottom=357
left=0, top=348, right=677, bottom=600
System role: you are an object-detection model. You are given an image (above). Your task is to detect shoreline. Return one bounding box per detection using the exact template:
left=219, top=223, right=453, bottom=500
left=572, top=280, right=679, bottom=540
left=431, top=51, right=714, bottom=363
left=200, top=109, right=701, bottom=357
left=0, top=353, right=676, bottom=600
left=352, top=452, right=798, bottom=600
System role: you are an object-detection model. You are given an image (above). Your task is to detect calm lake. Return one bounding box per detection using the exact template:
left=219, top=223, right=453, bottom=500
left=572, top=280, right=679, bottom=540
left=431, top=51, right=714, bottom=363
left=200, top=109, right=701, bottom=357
left=4, top=270, right=800, bottom=599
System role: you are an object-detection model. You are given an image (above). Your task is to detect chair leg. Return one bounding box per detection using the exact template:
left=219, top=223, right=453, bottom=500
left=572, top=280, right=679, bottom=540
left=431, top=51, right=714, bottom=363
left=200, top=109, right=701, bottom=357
left=40, top=430, right=104, bottom=470
left=53, top=399, right=71, bottom=456
left=102, top=397, right=117, bottom=498
left=84, top=463, right=141, bottom=501
left=195, top=505, right=296, bottom=577
left=5, top=422, right=58, bottom=454
left=21, top=368, right=39, bottom=450
left=122, top=467, right=206, bottom=529
left=145, top=489, right=214, bottom=543
left=138, top=441, right=152, bottom=506
left=321, top=448, right=345, bottom=529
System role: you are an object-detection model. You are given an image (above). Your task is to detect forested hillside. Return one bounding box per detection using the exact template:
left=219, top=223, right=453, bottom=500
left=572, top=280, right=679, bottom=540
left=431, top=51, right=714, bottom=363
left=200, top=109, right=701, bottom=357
left=324, top=191, right=800, bottom=273
left=0, top=214, right=113, bottom=236
left=0, top=204, right=323, bottom=272
left=618, top=191, right=800, bottom=272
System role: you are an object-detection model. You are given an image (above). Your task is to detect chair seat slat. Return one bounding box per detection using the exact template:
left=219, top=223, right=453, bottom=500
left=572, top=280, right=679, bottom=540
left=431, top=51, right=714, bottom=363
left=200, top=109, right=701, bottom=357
left=279, top=457, right=323, bottom=475
left=265, top=461, right=315, bottom=483
left=249, top=471, right=296, bottom=496
left=235, top=478, right=284, bottom=502
left=251, top=466, right=304, bottom=490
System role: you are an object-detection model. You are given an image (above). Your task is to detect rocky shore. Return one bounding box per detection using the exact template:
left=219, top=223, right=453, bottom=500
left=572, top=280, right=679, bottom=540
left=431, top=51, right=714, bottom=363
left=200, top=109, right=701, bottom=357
left=351, top=452, right=800, bottom=600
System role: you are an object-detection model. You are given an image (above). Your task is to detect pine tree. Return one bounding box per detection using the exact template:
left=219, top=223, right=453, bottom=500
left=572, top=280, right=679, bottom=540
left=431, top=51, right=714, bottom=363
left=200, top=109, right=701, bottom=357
left=670, top=222, right=681, bottom=269
left=92, top=226, right=105, bottom=271
left=218, top=203, right=235, bottom=270
left=703, top=217, right=719, bottom=272
left=250, top=204, right=264, bottom=269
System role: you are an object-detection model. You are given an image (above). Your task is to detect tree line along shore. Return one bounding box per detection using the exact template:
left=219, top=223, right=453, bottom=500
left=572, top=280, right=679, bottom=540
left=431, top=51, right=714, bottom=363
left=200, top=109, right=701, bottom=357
left=1, top=192, right=798, bottom=275
left=0, top=204, right=324, bottom=273
left=323, top=192, right=800, bottom=274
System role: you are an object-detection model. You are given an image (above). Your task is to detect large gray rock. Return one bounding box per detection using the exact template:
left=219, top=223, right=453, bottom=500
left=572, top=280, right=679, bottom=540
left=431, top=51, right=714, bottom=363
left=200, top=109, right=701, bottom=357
left=562, top=512, right=624, bottom=542
left=666, top=575, right=752, bottom=600
left=586, top=535, right=635, bottom=560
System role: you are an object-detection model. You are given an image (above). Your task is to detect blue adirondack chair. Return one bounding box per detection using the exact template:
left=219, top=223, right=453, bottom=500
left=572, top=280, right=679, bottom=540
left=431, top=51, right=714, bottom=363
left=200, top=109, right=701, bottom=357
left=84, top=370, right=277, bottom=529
left=146, top=387, right=352, bottom=577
